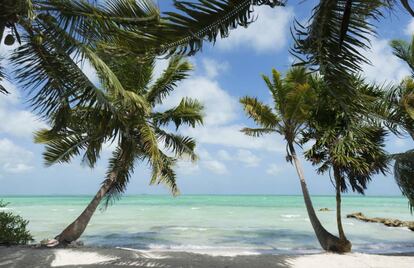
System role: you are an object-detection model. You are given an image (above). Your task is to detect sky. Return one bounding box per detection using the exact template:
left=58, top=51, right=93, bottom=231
left=0, top=1, right=414, bottom=196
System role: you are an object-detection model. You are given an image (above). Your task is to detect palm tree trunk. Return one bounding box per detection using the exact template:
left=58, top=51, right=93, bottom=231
left=409, top=130, right=414, bottom=141
left=55, top=173, right=116, bottom=244
left=333, top=167, right=347, bottom=241
left=288, top=142, right=351, bottom=253
left=0, top=22, right=5, bottom=47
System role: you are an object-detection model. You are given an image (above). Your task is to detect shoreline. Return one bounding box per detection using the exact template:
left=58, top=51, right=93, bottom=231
left=1, top=246, right=414, bottom=268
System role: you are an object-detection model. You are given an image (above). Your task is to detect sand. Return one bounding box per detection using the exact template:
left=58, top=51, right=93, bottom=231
left=286, top=253, right=414, bottom=268
left=51, top=250, right=119, bottom=267
left=0, top=246, right=413, bottom=268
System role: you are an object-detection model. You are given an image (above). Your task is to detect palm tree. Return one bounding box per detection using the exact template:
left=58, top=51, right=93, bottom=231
left=4, top=0, right=414, bottom=97
left=35, top=55, right=203, bottom=244
left=390, top=38, right=414, bottom=134
left=240, top=67, right=350, bottom=253
left=0, top=0, right=284, bottom=94
left=303, top=76, right=389, bottom=246
left=383, top=37, right=414, bottom=210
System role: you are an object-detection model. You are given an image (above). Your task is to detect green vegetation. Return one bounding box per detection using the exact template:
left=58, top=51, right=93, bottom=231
left=388, top=38, right=414, bottom=210
left=1, top=0, right=414, bottom=253
left=240, top=67, right=351, bottom=252
left=0, top=200, right=33, bottom=246
left=35, top=55, right=203, bottom=244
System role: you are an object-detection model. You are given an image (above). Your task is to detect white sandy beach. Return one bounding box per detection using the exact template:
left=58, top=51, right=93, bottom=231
left=47, top=249, right=414, bottom=268
left=1, top=246, right=413, bottom=268
left=287, top=253, right=414, bottom=268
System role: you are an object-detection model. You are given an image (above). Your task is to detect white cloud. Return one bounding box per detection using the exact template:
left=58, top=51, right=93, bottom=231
left=176, top=160, right=200, bottom=175
left=266, top=163, right=283, bottom=176
left=405, top=18, right=414, bottom=35
left=159, top=76, right=238, bottom=126
left=217, top=149, right=261, bottom=167
left=203, top=160, right=228, bottom=174
left=217, top=149, right=233, bottom=161
left=158, top=57, right=285, bottom=153
left=0, top=81, right=47, bottom=138
left=0, top=138, right=34, bottom=174
left=186, top=124, right=284, bottom=152
left=198, top=149, right=228, bottom=174
left=202, top=58, right=229, bottom=79
left=236, top=149, right=261, bottom=167
left=361, top=38, right=410, bottom=84
left=394, top=138, right=407, bottom=148
left=216, top=6, right=294, bottom=53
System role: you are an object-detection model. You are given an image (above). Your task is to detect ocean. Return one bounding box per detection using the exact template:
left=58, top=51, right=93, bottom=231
left=1, top=195, right=413, bottom=255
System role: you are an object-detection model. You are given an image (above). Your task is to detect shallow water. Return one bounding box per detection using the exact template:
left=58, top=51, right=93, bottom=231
left=1, top=195, right=413, bottom=255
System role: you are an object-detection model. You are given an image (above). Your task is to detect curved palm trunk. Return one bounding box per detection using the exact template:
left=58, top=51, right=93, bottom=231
left=409, top=130, right=414, bottom=141
left=55, top=173, right=116, bottom=244
left=333, top=167, right=349, bottom=243
left=0, top=23, right=4, bottom=46
left=288, top=142, right=351, bottom=253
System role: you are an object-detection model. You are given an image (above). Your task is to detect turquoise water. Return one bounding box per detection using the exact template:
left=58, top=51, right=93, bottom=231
left=1, top=195, right=413, bottom=255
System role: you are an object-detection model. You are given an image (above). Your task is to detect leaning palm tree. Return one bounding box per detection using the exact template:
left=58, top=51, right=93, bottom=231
left=240, top=67, right=350, bottom=253
left=35, top=55, right=203, bottom=244
left=303, top=76, right=389, bottom=246
left=384, top=37, right=414, bottom=210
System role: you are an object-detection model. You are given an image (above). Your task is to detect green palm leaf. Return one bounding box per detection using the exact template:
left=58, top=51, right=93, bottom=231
left=146, top=56, right=192, bottom=106
left=0, top=58, right=7, bottom=94
left=393, top=150, right=414, bottom=211
left=240, top=96, right=279, bottom=128
left=154, top=0, right=285, bottom=55
left=153, top=98, right=204, bottom=129
left=156, top=129, right=198, bottom=161
left=150, top=151, right=180, bottom=196
left=103, top=143, right=137, bottom=207
left=293, top=0, right=383, bottom=97
left=34, top=129, right=90, bottom=166
left=241, top=127, right=276, bottom=137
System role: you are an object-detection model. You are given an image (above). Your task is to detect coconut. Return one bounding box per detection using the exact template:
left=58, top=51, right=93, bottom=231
left=4, top=34, right=15, bottom=46
left=33, top=35, right=43, bottom=46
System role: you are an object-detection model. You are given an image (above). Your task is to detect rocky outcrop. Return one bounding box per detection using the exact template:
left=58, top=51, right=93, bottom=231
left=319, top=208, right=331, bottom=212
left=347, top=212, right=414, bottom=231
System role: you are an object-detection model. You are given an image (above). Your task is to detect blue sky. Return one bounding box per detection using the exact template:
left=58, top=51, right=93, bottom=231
left=0, top=1, right=414, bottom=196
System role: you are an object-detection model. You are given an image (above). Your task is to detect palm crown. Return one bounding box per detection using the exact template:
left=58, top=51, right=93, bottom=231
left=35, top=55, right=203, bottom=204
left=240, top=67, right=315, bottom=157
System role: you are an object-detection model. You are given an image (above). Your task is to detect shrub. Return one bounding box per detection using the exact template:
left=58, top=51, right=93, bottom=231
left=0, top=200, right=33, bottom=245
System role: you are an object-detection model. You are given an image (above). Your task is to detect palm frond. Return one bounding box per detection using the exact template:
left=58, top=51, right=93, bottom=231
left=146, top=56, right=192, bottom=105
left=34, top=129, right=90, bottom=166
left=150, top=151, right=180, bottom=196
left=156, top=0, right=285, bottom=55
left=103, top=142, right=137, bottom=208
left=293, top=0, right=383, bottom=96
left=10, top=29, right=112, bottom=124
left=37, top=0, right=160, bottom=45
left=0, top=58, right=8, bottom=94
left=240, top=127, right=276, bottom=137
left=156, top=129, right=197, bottom=161
left=153, top=98, right=204, bottom=129
left=240, top=96, right=279, bottom=128
left=393, top=149, right=414, bottom=212
left=37, top=15, right=149, bottom=113
left=390, top=37, right=414, bottom=73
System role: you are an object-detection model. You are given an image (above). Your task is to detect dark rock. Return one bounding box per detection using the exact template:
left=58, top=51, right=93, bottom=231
left=39, top=239, right=59, bottom=248
left=67, top=240, right=84, bottom=248
left=347, top=212, right=414, bottom=232
left=319, top=208, right=331, bottom=211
